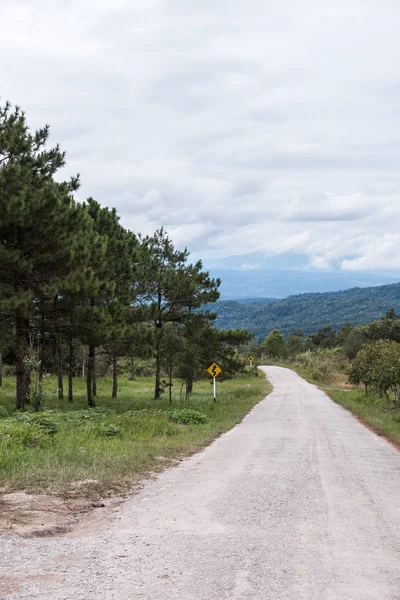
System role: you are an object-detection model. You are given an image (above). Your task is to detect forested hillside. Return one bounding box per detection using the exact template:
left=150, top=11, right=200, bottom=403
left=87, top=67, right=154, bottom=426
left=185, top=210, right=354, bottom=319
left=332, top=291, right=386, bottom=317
left=210, top=283, right=400, bottom=340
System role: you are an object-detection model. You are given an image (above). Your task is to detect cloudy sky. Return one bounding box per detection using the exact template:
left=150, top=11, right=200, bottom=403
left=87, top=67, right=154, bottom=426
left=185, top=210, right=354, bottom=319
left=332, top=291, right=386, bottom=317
left=2, top=0, right=400, bottom=271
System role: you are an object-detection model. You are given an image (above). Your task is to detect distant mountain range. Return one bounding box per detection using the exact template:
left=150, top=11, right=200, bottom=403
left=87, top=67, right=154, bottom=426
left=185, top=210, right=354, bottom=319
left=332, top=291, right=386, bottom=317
left=208, top=268, right=398, bottom=299
left=208, top=282, right=400, bottom=340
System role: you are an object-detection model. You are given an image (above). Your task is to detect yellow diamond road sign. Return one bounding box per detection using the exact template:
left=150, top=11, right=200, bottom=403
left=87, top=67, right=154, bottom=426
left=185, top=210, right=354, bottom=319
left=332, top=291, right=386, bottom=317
left=248, top=356, right=254, bottom=362
left=207, top=363, right=222, bottom=378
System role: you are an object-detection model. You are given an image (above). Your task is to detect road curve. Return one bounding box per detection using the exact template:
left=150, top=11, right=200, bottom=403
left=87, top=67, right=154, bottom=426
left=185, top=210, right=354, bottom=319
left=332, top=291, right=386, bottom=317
left=2, top=366, right=400, bottom=600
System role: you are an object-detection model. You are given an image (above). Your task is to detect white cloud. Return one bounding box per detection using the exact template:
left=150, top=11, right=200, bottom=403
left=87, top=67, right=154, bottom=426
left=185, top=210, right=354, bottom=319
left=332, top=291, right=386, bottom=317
left=241, top=262, right=260, bottom=270
left=308, top=256, right=332, bottom=270
left=282, top=193, right=378, bottom=223
left=1, top=0, right=400, bottom=271
left=342, top=234, right=400, bottom=271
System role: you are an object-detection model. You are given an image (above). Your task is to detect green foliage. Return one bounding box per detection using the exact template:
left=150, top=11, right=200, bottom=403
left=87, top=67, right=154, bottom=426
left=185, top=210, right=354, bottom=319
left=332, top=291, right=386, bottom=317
left=94, top=423, right=121, bottom=437
left=341, top=314, right=400, bottom=359
left=0, top=418, right=55, bottom=449
left=344, top=329, right=368, bottom=359
left=349, top=340, right=400, bottom=405
left=262, top=329, right=286, bottom=358
left=385, top=308, right=399, bottom=319
left=34, top=417, right=59, bottom=436
left=169, top=408, right=209, bottom=425
left=289, top=347, right=349, bottom=385
left=140, top=228, right=221, bottom=399
left=286, top=330, right=305, bottom=357
left=309, top=326, right=338, bottom=348
left=0, top=101, right=97, bottom=409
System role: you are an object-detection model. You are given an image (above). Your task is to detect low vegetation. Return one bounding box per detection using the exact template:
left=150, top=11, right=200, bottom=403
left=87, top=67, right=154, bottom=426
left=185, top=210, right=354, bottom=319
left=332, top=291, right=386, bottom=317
left=0, top=374, right=269, bottom=495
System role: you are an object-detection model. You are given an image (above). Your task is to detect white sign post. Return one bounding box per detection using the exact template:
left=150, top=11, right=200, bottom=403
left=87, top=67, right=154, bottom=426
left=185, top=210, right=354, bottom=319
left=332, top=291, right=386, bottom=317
left=207, top=363, right=222, bottom=402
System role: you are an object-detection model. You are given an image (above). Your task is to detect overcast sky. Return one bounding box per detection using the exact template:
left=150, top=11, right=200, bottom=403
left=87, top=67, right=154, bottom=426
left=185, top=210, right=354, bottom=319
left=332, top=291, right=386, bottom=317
left=2, top=0, right=400, bottom=271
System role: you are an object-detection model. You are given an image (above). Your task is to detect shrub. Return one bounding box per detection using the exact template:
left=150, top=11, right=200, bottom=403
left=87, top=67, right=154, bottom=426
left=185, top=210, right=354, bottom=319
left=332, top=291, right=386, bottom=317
left=13, top=412, right=59, bottom=435
left=169, top=409, right=208, bottom=425
left=88, top=423, right=121, bottom=437
left=35, top=418, right=58, bottom=436
left=2, top=365, right=15, bottom=377
left=311, top=365, right=329, bottom=382
left=0, top=421, right=51, bottom=448
left=349, top=339, right=400, bottom=404
left=99, top=424, right=121, bottom=437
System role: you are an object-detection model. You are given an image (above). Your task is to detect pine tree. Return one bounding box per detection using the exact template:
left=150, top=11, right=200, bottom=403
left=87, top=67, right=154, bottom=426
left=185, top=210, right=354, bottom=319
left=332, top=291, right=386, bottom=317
left=140, top=229, right=220, bottom=399
left=160, top=323, right=185, bottom=402
left=81, top=199, right=140, bottom=404
left=0, top=101, right=93, bottom=409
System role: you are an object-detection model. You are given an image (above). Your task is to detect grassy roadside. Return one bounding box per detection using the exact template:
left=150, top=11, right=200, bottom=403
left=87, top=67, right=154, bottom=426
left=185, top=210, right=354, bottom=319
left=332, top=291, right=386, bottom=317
left=282, top=362, right=400, bottom=449
left=0, top=374, right=270, bottom=496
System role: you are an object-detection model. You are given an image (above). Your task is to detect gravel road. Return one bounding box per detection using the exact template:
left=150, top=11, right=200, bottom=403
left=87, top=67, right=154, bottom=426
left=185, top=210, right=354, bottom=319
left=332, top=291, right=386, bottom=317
left=2, top=366, right=400, bottom=600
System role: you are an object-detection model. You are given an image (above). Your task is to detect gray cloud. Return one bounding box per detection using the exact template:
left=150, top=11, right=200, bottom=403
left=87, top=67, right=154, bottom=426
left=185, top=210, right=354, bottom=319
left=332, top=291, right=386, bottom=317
left=2, top=0, right=400, bottom=271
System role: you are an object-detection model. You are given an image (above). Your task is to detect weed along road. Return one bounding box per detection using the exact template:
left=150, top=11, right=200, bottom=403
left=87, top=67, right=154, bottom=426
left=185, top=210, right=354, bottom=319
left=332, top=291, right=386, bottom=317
left=2, top=367, right=400, bottom=599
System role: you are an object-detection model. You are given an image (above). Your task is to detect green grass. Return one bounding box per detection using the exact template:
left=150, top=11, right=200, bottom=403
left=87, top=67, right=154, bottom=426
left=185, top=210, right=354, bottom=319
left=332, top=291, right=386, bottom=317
left=0, top=374, right=270, bottom=496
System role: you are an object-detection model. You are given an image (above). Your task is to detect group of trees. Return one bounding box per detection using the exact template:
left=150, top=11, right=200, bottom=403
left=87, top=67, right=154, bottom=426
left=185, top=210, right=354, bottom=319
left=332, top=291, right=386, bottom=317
left=249, top=325, right=344, bottom=360
left=349, top=339, right=400, bottom=405
left=0, top=101, right=250, bottom=410
left=345, top=310, right=400, bottom=404
left=248, top=309, right=400, bottom=362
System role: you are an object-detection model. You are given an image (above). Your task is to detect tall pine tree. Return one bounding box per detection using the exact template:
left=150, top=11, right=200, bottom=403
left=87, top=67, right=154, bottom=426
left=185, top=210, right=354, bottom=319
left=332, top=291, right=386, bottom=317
left=140, top=229, right=220, bottom=399
left=0, top=101, right=93, bottom=409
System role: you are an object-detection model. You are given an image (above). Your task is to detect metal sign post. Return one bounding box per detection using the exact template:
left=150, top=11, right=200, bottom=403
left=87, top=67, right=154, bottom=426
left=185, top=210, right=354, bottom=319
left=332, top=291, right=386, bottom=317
left=248, top=356, right=254, bottom=367
left=207, top=362, right=222, bottom=402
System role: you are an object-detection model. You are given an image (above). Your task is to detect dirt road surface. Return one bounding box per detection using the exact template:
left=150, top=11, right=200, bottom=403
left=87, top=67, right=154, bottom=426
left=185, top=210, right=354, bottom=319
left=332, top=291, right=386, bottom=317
left=1, top=367, right=400, bottom=599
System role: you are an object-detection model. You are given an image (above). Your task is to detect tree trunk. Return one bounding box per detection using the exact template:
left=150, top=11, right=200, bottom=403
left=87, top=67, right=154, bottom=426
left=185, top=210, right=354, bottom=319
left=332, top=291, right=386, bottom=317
left=15, top=312, right=30, bottom=410
left=92, top=347, right=97, bottom=397
left=26, top=370, right=31, bottom=404
left=154, top=291, right=162, bottom=400
left=87, top=344, right=95, bottom=407
left=81, top=347, right=85, bottom=378
left=68, top=337, right=74, bottom=402
left=154, top=340, right=161, bottom=399
left=57, top=334, right=64, bottom=400
left=39, top=308, right=45, bottom=383
left=0, top=353, right=2, bottom=387
left=130, top=354, right=135, bottom=380
left=168, top=364, right=173, bottom=404
left=185, top=372, right=194, bottom=400
left=112, top=344, right=118, bottom=399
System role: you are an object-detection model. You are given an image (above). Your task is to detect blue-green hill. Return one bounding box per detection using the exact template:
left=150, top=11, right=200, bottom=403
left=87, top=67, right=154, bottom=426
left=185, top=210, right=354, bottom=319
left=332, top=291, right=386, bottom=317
left=209, top=282, right=400, bottom=340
